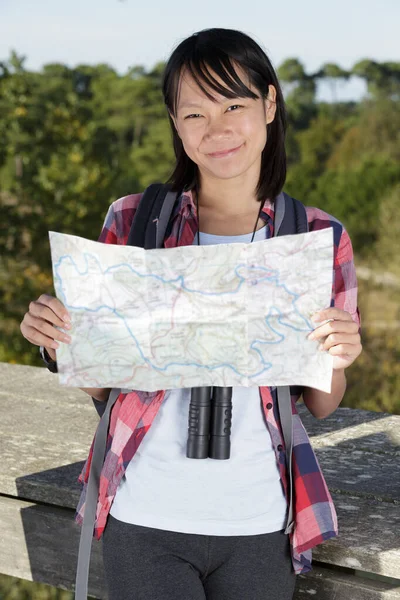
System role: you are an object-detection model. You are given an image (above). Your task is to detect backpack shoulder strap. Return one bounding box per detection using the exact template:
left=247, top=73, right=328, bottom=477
left=273, top=190, right=308, bottom=536
left=75, top=388, right=121, bottom=600
left=127, top=183, right=179, bottom=249
left=274, top=191, right=308, bottom=236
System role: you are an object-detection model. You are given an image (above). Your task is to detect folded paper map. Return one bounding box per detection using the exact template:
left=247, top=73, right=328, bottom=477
left=49, top=228, right=334, bottom=392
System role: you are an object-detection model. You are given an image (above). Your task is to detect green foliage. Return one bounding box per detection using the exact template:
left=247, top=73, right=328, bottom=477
left=309, top=155, right=400, bottom=256
left=372, top=184, right=400, bottom=276
left=0, top=574, right=74, bottom=599
left=0, top=573, right=100, bottom=599
left=0, top=51, right=399, bottom=414
left=352, top=59, right=400, bottom=99
left=290, top=113, right=346, bottom=175
left=343, top=280, right=400, bottom=414
left=130, top=117, right=175, bottom=188
left=278, top=58, right=318, bottom=129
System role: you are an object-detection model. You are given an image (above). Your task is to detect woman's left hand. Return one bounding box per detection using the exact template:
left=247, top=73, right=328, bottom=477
left=308, top=307, right=362, bottom=371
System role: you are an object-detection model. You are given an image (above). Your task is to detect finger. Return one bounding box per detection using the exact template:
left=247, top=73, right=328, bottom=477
left=25, top=313, right=71, bottom=342
left=319, top=333, right=361, bottom=351
left=37, top=294, right=71, bottom=323
left=311, top=308, right=353, bottom=323
left=29, top=296, right=71, bottom=329
left=308, top=319, right=359, bottom=341
left=21, top=322, right=62, bottom=349
left=21, top=313, right=71, bottom=348
left=327, top=343, right=362, bottom=357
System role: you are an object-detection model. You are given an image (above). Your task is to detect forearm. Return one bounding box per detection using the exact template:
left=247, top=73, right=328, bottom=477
left=44, top=346, right=111, bottom=402
left=302, top=368, right=347, bottom=419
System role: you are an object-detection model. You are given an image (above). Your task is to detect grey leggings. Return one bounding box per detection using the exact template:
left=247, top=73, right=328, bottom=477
left=102, top=515, right=297, bottom=600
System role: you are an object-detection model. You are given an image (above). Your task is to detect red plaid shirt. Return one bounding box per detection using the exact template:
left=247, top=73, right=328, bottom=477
left=75, top=189, right=360, bottom=575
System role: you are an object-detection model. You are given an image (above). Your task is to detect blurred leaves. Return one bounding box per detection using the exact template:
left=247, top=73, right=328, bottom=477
left=0, top=573, right=97, bottom=599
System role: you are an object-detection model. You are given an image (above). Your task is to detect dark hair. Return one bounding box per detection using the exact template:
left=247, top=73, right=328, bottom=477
left=162, top=28, right=287, bottom=203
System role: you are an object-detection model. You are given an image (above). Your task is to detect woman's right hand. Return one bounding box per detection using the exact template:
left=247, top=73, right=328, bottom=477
left=20, top=295, right=111, bottom=402
left=20, top=294, right=72, bottom=360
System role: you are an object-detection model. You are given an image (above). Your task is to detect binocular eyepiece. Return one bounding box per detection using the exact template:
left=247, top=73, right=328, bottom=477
left=187, top=386, right=233, bottom=460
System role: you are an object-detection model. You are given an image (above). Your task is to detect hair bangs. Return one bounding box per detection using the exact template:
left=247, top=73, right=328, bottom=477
left=186, top=55, right=258, bottom=104
left=171, top=53, right=258, bottom=116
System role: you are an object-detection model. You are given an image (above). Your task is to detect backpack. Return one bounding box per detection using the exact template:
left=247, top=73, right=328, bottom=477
left=76, top=184, right=308, bottom=600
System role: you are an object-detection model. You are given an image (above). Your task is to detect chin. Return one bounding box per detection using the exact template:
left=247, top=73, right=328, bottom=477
left=208, top=166, right=251, bottom=180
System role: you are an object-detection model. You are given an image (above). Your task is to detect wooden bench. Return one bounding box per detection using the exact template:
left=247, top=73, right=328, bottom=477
left=0, top=362, right=399, bottom=599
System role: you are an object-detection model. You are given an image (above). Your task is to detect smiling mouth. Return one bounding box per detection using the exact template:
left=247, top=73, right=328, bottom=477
left=207, top=144, right=243, bottom=158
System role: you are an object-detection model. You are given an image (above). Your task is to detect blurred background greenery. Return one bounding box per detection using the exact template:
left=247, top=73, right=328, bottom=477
left=0, top=576, right=74, bottom=600
left=0, top=49, right=399, bottom=598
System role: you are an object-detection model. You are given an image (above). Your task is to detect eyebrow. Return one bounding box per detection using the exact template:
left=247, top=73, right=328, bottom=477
left=178, top=97, right=246, bottom=110
left=178, top=102, right=203, bottom=110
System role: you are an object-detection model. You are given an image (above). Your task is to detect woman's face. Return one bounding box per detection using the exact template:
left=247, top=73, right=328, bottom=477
left=171, top=65, right=277, bottom=185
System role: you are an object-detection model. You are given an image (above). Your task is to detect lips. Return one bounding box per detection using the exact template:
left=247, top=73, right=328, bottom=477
left=207, top=144, right=243, bottom=158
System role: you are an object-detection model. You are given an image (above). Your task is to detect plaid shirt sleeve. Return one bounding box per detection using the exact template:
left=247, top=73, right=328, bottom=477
left=97, top=193, right=143, bottom=245
left=333, top=226, right=361, bottom=328
left=307, top=206, right=360, bottom=327
left=97, top=202, right=118, bottom=244
left=97, top=203, right=118, bottom=244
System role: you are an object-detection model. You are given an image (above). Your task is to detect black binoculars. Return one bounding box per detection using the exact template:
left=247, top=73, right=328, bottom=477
left=187, top=386, right=233, bottom=460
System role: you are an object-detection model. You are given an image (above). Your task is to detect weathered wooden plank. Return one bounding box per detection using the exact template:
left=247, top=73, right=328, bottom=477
left=0, top=495, right=105, bottom=598
left=2, top=363, right=398, bottom=454
left=1, top=495, right=399, bottom=600
left=297, top=402, right=400, bottom=455
left=1, top=364, right=399, bottom=508
left=0, top=363, right=98, bottom=506
left=313, top=493, right=400, bottom=580
left=315, top=447, right=400, bottom=501
left=295, top=565, right=400, bottom=600
left=1, top=363, right=400, bottom=580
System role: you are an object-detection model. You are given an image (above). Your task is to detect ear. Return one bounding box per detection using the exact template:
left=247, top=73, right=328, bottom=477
left=265, top=85, right=277, bottom=125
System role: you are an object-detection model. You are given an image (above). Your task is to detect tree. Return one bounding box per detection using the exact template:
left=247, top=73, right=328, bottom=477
left=315, top=62, right=350, bottom=105
left=352, top=59, right=400, bottom=100
left=278, top=58, right=317, bottom=129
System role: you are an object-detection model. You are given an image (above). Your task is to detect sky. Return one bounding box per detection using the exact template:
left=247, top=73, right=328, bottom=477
left=1, top=0, right=399, bottom=102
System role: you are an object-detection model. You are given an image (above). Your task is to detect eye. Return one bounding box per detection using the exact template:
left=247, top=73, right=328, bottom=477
left=227, top=105, right=243, bottom=111
left=184, top=113, right=202, bottom=119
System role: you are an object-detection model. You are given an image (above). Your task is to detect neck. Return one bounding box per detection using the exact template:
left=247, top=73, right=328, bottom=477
left=196, top=167, right=261, bottom=217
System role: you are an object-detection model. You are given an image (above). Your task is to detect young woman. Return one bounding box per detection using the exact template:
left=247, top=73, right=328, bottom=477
left=20, top=28, right=362, bottom=600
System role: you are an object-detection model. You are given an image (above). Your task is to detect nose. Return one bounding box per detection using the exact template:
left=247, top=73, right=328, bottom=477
left=204, top=115, right=233, bottom=142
